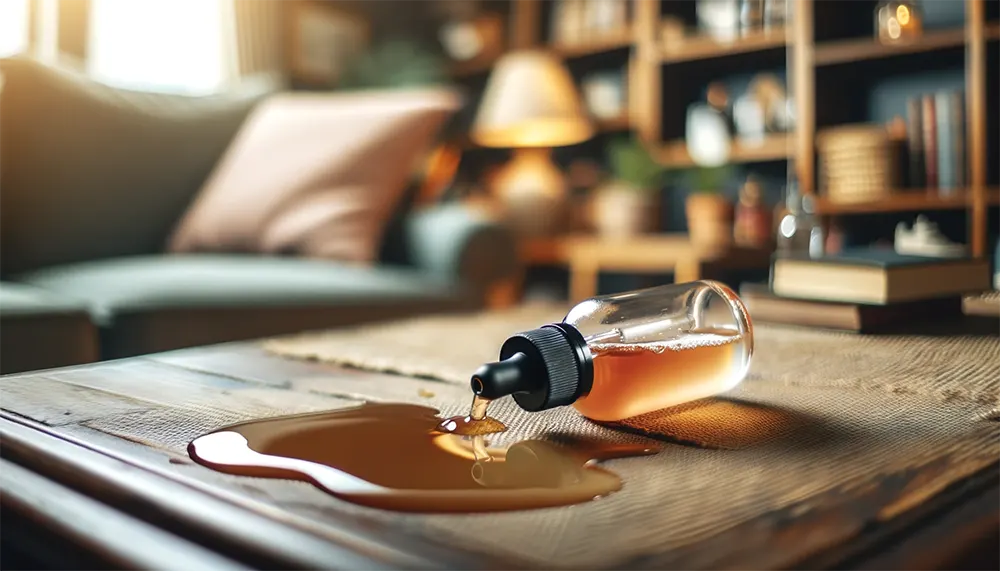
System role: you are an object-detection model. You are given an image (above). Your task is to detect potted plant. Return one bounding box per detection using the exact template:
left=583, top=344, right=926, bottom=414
left=592, top=137, right=665, bottom=238
left=339, top=40, right=449, bottom=89
left=682, top=165, right=734, bottom=250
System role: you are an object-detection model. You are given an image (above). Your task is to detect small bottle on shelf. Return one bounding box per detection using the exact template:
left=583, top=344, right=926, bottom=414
left=875, top=1, right=923, bottom=45
left=470, top=280, right=753, bottom=422
left=734, top=175, right=773, bottom=248
left=777, top=180, right=824, bottom=258
left=739, top=0, right=765, bottom=35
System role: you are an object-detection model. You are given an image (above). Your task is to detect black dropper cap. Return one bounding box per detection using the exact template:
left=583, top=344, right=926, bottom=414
left=470, top=323, right=593, bottom=412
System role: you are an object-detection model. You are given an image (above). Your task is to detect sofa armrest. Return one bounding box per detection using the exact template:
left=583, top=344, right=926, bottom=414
left=401, top=203, right=519, bottom=292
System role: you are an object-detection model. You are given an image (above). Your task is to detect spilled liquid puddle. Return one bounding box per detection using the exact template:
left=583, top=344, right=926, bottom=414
left=188, top=402, right=658, bottom=513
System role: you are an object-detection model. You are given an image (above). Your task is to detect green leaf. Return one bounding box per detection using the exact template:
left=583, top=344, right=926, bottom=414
left=606, top=136, right=664, bottom=191
left=339, top=40, right=450, bottom=90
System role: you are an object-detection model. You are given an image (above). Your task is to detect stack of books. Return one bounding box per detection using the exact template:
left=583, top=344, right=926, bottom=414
left=905, top=90, right=965, bottom=193
left=741, top=249, right=992, bottom=332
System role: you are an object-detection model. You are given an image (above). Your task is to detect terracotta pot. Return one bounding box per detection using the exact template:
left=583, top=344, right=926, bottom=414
left=591, top=182, right=655, bottom=238
left=685, top=193, right=733, bottom=250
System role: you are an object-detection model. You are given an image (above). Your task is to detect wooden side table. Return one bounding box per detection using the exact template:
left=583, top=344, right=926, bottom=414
left=515, top=234, right=773, bottom=302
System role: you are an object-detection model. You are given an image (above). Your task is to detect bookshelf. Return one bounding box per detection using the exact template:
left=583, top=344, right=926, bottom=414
left=813, top=187, right=1000, bottom=215
left=551, top=31, right=634, bottom=58
left=449, top=0, right=997, bottom=270
left=450, top=1, right=794, bottom=159
left=795, top=0, right=998, bottom=257
left=653, top=134, right=793, bottom=168
left=657, top=28, right=789, bottom=64
left=814, top=26, right=977, bottom=66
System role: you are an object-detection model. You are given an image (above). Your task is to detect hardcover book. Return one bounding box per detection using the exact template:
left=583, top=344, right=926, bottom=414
left=740, top=283, right=962, bottom=332
left=770, top=249, right=991, bottom=305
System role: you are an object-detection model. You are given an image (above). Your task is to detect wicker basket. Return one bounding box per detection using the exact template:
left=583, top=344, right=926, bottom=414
left=817, top=125, right=898, bottom=204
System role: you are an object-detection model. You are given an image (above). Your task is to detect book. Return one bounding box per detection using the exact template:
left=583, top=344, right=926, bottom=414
left=770, top=249, right=992, bottom=305
left=935, top=92, right=954, bottom=192
left=951, top=90, right=965, bottom=188
left=739, top=283, right=962, bottom=332
left=922, top=94, right=938, bottom=189
left=905, top=96, right=924, bottom=188
left=962, top=291, right=999, bottom=317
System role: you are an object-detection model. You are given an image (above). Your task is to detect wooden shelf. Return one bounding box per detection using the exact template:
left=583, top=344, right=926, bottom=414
left=550, top=31, right=634, bottom=58
left=814, top=27, right=975, bottom=66
left=987, top=22, right=1000, bottom=41
left=813, top=188, right=1000, bottom=215
left=594, top=114, right=631, bottom=132
left=658, top=28, right=788, bottom=64
left=448, top=57, right=496, bottom=78
left=653, top=134, right=792, bottom=168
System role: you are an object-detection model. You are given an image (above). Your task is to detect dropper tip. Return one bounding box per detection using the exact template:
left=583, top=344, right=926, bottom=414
left=469, top=353, right=531, bottom=399
left=471, top=376, right=485, bottom=395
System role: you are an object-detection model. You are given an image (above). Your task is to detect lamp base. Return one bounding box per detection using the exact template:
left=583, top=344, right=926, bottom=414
left=492, top=148, right=568, bottom=236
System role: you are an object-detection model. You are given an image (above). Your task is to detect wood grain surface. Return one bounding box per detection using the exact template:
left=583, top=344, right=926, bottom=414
left=1, top=342, right=997, bottom=569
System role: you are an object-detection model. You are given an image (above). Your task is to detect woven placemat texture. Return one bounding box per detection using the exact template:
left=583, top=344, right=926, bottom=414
left=263, top=303, right=999, bottom=407
left=264, top=303, right=569, bottom=384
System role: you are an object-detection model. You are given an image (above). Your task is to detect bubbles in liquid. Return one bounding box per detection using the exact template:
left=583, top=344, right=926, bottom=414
left=589, top=328, right=743, bottom=355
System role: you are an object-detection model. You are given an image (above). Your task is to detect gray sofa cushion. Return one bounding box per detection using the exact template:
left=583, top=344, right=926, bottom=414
left=397, top=203, right=518, bottom=294
left=0, top=280, right=91, bottom=317
left=0, top=56, right=271, bottom=275
left=13, top=255, right=477, bottom=358
left=0, top=282, right=99, bottom=374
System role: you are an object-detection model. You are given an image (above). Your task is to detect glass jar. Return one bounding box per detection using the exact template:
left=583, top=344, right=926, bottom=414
left=471, top=280, right=754, bottom=422
left=875, top=1, right=922, bottom=44
left=777, top=182, right=824, bottom=258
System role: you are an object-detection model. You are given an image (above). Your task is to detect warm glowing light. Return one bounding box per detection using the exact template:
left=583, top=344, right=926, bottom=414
left=0, top=0, right=30, bottom=57
left=887, top=18, right=901, bottom=39
left=896, top=5, right=911, bottom=26
left=472, top=51, right=593, bottom=149
left=87, top=0, right=233, bottom=94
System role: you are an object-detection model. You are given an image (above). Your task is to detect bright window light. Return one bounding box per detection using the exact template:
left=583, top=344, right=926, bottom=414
left=87, top=0, right=234, bottom=94
left=0, top=0, right=30, bottom=58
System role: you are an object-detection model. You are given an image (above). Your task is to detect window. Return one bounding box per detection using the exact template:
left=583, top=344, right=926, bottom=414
left=87, top=0, right=235, bottom=95
left=0, top=0, right=30, bottom=58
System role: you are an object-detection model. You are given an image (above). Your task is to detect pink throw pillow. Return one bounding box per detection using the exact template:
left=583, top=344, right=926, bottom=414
left=168, top=88, right=461, bottom=263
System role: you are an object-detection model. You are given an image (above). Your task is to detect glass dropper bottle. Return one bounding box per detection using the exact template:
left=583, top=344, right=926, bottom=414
left=471, top=280, right=753, bottom=422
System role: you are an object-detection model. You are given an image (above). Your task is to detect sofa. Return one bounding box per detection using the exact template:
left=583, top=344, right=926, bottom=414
left=0, top=57, right=517, bottom=374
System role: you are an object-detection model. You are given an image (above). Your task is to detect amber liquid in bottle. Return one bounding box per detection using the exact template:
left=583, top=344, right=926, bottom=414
left=574, top=328, right=747, bottom=422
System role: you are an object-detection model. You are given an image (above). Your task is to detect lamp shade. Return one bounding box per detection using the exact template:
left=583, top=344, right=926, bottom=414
left=471, top=51, right=593, bottom=148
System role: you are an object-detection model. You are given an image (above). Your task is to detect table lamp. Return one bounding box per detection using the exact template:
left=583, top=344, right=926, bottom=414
left=471, top=50, right=593, bottom=235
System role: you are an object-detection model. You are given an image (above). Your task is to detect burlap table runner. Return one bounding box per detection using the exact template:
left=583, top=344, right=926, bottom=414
left=8, top=306, right=993, bottom=568
left=263, top=303, right=1000, bottom=409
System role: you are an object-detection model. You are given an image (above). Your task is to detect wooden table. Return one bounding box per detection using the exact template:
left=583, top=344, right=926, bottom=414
left=1, top=341, right=997, bottom=570
left=519, top=234, right=773, bottom=302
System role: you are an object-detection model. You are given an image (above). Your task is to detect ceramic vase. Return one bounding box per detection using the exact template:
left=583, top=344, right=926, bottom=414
left=591, top=182, right=655, bottom=239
